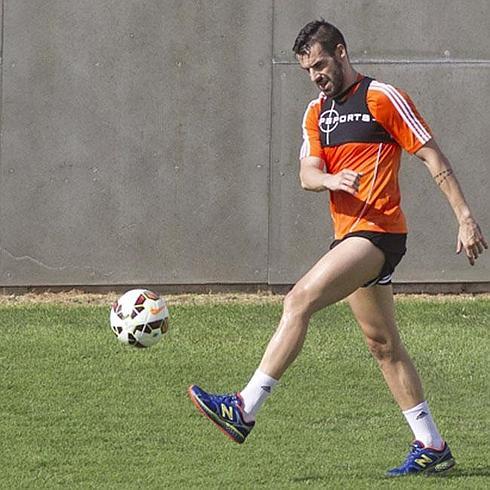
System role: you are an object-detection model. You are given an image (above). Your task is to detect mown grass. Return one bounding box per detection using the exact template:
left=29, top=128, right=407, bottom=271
left=1, top=298, right=489, bottom=488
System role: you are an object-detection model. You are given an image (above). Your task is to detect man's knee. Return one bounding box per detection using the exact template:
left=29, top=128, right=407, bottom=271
left=283, top=285, right=319, bottom=319
left=365, top=334, right=402, bottom=363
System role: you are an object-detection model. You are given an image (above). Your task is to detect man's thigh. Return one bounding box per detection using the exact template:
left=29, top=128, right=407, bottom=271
left=293, top=236, right=385, bottom=313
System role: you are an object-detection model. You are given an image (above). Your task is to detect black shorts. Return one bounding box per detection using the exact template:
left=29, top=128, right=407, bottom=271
left=329, top=231, right=407, bottom=287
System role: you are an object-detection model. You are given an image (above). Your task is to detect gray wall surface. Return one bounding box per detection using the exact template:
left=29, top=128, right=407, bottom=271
left=0, top=0, right=488, bottom=288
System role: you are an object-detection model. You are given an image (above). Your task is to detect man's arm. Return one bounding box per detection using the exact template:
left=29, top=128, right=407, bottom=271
left=415, top=139, right=487, bottom=265
left=300, top=156, right=361, bottom=195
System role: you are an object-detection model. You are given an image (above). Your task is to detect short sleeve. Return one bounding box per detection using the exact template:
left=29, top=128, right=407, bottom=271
left=367, top=82, right=432, bottom=154
left=299, top=96, right=324, bottom=160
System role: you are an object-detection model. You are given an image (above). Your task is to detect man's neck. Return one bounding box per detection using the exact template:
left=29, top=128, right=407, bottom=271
left=345, top=68, right=360, bottom=87
left=335, top=70, right=362, bottom=100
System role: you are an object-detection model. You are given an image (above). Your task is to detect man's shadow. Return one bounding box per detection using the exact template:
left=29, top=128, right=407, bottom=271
left=289, top=466, right=490, bottom=483
left=444, top=467, right=490, bottom=478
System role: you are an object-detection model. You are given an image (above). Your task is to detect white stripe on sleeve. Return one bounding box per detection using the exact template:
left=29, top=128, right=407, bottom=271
left=300, top=95, right=323, bottom=159
left=370, top=82, right=431, bottom=144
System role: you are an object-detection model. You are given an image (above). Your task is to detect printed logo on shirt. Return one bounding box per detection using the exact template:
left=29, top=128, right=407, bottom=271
left=319, top=109, right=374, bottom=134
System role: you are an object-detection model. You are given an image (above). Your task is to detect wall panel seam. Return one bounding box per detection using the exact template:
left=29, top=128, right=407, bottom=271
left=0, top=0, right=4, bottom=278
left=273, top=59, right=490, bottom=66
left=266, top=0, right=275, bottom=286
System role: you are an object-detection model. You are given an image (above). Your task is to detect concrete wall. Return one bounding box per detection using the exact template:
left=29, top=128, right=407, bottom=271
left=0, top=0, right=488, bottom=288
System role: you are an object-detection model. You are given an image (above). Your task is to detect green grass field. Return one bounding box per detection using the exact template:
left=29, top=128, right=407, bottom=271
left=1, top=297, right=489, bottom=488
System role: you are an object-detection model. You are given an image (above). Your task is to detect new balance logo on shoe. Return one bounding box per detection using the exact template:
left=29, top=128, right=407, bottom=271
left=414, top=454, right=433, bottom=468
left=261, top=385, right=271, bottom=393
left=221, top=403, right=234, bottom=420
left=416, top=411, right=428, bottom=420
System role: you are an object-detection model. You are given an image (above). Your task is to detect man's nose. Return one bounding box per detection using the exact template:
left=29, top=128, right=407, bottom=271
left=310, top=69, right=321, bottom=83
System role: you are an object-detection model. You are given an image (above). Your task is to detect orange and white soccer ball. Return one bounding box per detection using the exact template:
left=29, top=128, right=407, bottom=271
left=110, top=289, right=169, bottom=348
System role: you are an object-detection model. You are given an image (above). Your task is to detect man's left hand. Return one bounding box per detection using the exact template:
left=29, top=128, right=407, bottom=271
left=456, top=218, right=488, bottom=266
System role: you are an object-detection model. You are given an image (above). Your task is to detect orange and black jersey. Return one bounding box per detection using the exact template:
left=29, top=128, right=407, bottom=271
left=300, top=76, right=432, bottom=239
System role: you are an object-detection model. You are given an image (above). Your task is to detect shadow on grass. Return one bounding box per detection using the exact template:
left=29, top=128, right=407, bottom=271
left=289, top=467, right=490, bottom=484
left=443, top=466, right=490, bottom=478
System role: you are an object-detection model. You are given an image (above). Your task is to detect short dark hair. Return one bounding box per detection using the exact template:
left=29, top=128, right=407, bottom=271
left=292, top=19, right=346, bottom=57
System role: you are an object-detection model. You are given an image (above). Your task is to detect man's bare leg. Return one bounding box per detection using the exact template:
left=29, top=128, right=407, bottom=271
left=258, top=237, right=385, bottom=379
left=347, top=284, right=423, bottom=409
left=348, top=285, right=444, bottom=449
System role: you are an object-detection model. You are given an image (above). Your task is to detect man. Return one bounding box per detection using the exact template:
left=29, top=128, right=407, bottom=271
left=188, top=20, right=487, bottom=477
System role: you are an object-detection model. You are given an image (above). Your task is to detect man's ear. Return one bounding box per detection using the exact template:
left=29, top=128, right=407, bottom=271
left=336, top=44, right=347, bottom=60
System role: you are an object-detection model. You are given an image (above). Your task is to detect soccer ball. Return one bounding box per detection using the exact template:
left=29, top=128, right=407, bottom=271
left=110, top=289, right=169, bottom=348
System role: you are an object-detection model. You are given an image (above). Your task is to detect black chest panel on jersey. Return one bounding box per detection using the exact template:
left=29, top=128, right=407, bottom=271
left=319, top=77, right=394, bottom=147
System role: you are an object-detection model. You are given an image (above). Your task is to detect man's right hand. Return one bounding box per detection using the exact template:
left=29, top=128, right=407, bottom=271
left=325, top=170, right=362, bottom=195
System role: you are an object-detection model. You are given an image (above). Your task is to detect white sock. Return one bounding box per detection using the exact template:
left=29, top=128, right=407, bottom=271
left=402, top=400, right=444, bottom=450
left=239, top=369, right=278, bottom=422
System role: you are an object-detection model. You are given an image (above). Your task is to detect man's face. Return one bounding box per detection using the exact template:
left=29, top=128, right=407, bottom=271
left=297, top=42, right=345, bottom=98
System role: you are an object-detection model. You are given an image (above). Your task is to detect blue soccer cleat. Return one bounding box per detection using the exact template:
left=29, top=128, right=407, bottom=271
left=386, top=440, right=456, bottom=477
left=188, top=385, right=255, bottom=444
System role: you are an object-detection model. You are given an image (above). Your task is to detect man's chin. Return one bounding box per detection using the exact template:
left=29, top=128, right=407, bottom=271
left=322, top=87, right=339, bottom=98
